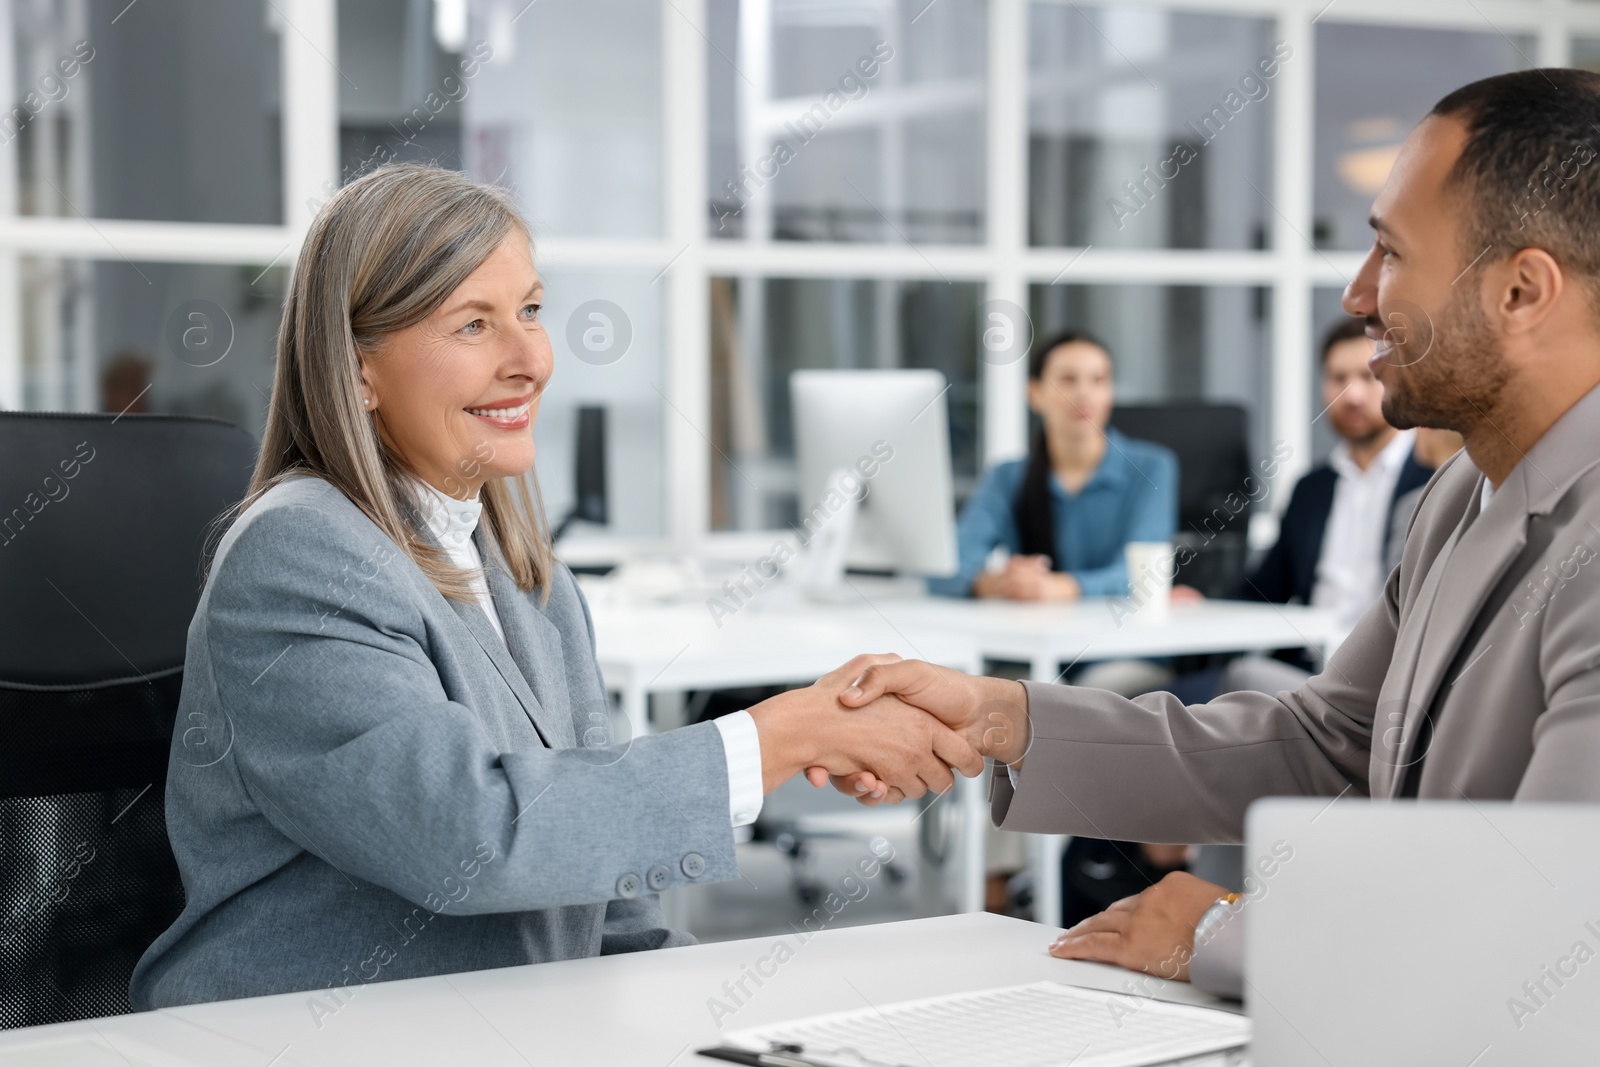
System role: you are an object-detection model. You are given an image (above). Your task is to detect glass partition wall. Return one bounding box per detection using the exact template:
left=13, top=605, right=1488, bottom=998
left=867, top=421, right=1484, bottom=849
left=4, top=0, right=1595, bottom=548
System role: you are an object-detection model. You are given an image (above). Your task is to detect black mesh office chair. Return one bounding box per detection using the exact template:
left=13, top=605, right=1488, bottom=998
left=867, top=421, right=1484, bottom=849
left=0, top=412, right=256, bottom=1029
left=1109, top=403, right=1254, bottom=599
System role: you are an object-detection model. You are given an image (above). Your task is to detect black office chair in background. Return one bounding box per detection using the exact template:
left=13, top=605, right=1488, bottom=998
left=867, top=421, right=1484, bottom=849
left=0, top=412, right=256, bottom=1028
left=1108, top=403, right=1254, bottom=599
left=1040, top=404, right=1257, bottom=926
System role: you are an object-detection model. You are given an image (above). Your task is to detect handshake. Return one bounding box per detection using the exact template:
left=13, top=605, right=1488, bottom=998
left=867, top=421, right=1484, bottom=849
left=743, top=655, right=1033, bottom=802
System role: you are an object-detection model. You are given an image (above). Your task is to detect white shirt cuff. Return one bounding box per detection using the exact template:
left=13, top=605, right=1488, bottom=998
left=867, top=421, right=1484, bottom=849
left=1007, top=764, right=1022, bottom=789
left=714, top=710, right=765, bottom=827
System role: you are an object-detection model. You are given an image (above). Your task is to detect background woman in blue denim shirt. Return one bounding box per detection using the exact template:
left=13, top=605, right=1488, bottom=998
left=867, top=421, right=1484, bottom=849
left=928, top=330, right=1178, bottom=601
left=929, top=329, right=1191, bottom=922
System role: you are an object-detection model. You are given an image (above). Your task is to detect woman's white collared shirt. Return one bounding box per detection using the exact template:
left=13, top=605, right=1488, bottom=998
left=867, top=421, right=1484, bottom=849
left=410, top=477, right=507, bottom=644
left=407, top=477, right=763, bottom=826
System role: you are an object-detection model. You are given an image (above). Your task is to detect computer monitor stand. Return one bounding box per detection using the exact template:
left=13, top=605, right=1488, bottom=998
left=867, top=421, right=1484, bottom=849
left=797, top=468, right=860, bottom=604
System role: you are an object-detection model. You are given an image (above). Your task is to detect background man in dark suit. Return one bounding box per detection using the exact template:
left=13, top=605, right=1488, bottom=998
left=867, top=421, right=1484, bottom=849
left=1243, top=316, right=1432, bottom=653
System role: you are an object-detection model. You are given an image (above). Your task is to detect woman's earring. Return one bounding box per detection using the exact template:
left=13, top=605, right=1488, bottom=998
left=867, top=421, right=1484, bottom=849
left=364, top=397, right=370, bottom=409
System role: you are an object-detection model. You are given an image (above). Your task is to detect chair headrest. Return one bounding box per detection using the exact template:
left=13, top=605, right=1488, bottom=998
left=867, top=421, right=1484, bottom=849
left=0, top=412, right=257, bottom=687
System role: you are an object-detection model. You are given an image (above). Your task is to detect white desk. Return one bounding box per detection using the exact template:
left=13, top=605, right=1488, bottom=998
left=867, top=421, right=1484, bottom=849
left=587, top=585, right=1338, bottom=734
left=584, top=582, right=989, bottom=915
left=586, top=580, right=1339, bottom=930
left=883, top=596, right=1340, bottom=927
left=885, top=595, right=1339, bottom=687
left=0, top=913, right=1237, bottom=1066
left=583, top=583, right=982, bottom=739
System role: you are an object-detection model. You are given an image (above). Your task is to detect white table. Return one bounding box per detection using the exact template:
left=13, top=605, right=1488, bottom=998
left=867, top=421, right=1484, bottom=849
left=584, top=581, right=990, bottom=915
left=887, top=595, right=1339, bottom=928
left=583, top=582, right=982, bottom=739
left=586, top=580, right=1340, bottom=930
left=0, top=913, right=1237, bottom=1066
left=884, top=595, right=1339, bottom=687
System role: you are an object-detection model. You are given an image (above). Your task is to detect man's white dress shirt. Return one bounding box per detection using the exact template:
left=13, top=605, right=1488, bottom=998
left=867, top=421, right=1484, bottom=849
left=1309, top=428, right=1416, bottom=651
left=408, top=477, right=764, bottom=826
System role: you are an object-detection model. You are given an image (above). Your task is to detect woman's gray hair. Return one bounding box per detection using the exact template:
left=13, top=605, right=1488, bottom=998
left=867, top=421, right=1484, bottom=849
left=231, top=163, right=553, bottom=602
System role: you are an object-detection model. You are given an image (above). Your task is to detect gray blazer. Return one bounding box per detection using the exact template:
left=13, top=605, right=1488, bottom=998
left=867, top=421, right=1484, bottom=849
left=131, top=475, right=736, bottom=1010
left=996, top=383, right=1600, bottom=992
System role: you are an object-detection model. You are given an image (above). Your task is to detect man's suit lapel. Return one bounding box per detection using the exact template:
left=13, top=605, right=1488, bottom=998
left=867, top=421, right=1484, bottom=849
left=1380, top=382, right=1600, bottom=795
left=1385, top=471, right=1528, bottom=793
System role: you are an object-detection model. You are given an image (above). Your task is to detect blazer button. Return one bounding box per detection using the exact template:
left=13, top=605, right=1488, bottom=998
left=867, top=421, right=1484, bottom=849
left=616, top=873, right=642, bottom=899
left=647, top=864, right=672, bottom=891
left=680, top=852, right=706, bottom=879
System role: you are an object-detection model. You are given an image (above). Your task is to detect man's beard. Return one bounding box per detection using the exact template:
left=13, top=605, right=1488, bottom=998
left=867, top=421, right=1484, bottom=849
left=1331, top=407, right=1390, bottom=449
left=1378, top=285, right=1512, bottom=434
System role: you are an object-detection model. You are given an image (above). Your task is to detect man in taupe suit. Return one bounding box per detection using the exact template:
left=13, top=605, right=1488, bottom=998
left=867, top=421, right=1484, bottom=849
left=819, top=67, right=1600, bottom=996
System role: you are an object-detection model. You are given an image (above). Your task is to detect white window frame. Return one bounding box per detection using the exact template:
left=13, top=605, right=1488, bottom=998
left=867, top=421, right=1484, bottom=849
left=0, top=0, right=1595, bottom=549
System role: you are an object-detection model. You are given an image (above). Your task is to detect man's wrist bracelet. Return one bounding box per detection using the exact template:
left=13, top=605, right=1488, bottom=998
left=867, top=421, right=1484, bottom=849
left=1194, top=893, right=1244, bottom=945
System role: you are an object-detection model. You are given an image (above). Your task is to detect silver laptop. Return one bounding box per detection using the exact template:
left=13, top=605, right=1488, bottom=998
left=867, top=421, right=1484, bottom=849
left=1247, top=799, right=1600, bottom=1065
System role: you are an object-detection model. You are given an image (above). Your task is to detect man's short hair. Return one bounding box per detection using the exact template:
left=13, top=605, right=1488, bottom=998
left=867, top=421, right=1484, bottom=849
left=1319, top=317, right=1369, bottom=367
left=1430, top=69, right=1600, bottom=317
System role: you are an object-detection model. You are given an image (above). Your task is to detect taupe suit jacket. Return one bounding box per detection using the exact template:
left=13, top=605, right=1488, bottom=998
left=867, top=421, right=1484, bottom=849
left=996, top=380, right=1600, bottom=842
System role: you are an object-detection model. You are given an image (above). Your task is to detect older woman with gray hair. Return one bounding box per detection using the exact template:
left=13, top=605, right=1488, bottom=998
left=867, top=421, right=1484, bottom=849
left=130, top=164, right=979, bottom=1009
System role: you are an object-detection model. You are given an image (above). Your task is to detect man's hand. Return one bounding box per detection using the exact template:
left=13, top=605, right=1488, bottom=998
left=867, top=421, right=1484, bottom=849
left=745, top=654, right=984, bottom=797
left=1048, top=871, right=1225, bottom=982
left=803, top=659, right=1031, bottom=804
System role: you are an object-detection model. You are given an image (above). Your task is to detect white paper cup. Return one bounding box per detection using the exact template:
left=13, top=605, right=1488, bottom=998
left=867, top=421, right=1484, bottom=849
left=1124, top=541, right=1176, bottom=619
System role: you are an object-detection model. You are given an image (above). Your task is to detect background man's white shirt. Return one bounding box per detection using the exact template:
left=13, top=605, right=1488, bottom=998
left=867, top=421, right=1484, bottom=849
left=1310, top=429, right=1416, bottom=651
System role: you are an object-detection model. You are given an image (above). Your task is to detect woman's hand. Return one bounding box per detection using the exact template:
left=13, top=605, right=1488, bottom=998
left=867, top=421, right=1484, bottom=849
left=974, top=557, right=1078, bottom=601
left=806, top=659, right=1030, bottom=804
left=747, top=654, right=984, bottom=797
left=1038, top=571, right=1081, bottom=601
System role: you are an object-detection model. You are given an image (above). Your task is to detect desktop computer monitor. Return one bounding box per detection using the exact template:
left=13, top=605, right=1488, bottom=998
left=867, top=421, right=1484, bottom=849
left=790, top=370, right=958, bottom=598
left=552, top=405, right=608, bottom=542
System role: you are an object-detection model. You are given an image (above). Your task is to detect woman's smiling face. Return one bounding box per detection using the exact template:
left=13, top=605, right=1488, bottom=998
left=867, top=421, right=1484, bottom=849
left=360, top=234, right=551, bottom=499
